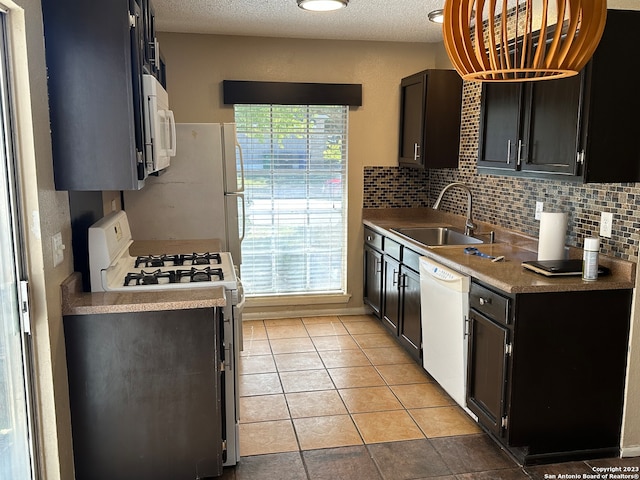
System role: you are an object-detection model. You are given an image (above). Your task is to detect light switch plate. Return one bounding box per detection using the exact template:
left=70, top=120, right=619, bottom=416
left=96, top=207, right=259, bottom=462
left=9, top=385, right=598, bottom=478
left=600, top=212, right=613, bottom=238
left=535, top=201, right=544, bottom=221
left=52, top=232, right=65, bottom=267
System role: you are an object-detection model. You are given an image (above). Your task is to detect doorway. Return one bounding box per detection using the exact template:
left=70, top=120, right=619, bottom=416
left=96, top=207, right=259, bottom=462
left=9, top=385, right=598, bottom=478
left=0, top=8, right=36, bottom=479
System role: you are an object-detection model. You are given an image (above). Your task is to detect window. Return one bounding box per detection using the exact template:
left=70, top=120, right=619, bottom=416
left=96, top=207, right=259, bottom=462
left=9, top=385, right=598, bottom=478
left=234, top=104, right=348, bottom=296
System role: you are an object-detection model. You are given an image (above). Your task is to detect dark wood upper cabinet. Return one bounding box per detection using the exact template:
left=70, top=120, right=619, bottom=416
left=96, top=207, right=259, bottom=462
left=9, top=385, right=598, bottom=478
left=399, top=70, right=463, bottom=169
left=477, top=83, right=523, bottom=170
left=520, top=73, right=583, bottom=175
left=477, top=9, right=640, bottom=183
left=42, top=0, right=160, bottom=191
left=579, top=9, right=640, bottom=183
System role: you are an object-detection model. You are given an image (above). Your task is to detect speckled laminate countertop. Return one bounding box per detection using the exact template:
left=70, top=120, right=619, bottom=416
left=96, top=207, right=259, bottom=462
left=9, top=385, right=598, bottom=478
left=364, top=208, right=636, bottom=294
left=61, top=238, right=227, bottom=315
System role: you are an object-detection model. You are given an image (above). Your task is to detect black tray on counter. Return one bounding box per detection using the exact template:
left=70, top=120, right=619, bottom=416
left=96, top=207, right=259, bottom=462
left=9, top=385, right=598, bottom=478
left=522, top=259, right=610, bottom=277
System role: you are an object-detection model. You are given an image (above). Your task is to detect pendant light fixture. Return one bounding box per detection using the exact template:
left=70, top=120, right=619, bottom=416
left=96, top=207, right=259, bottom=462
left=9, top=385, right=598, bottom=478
left=297, top=0, right=348, bottom=12
left=441, top=0, right=607, bottom=82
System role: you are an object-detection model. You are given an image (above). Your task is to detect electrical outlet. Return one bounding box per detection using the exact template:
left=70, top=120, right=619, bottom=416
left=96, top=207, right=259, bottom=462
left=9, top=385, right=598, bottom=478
left=600, top=212, right=613, bottom=238
left=52, top=232, right=65, bottom=267
left=535, top=201, right=544, bottom=221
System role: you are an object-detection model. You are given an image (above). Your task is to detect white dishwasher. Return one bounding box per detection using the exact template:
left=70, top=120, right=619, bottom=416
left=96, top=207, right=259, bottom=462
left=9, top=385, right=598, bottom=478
left=420, top=257, right=470, bottom=409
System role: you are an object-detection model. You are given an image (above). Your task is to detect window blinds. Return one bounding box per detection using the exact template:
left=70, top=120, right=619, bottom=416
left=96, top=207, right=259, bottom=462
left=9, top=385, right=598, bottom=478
left=234, top=104, right=348, bottom=296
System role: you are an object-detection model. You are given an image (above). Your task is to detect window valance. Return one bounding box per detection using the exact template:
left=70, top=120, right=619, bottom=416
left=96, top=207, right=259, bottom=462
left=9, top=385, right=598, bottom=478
left=223, top=80, right=362, bottom=106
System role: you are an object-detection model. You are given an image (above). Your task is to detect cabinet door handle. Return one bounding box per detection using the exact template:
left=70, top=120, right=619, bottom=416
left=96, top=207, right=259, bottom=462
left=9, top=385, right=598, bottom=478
left=375, top=259, right=382, bottom=274
left=506, top=139, right=512, bottom=164
left=414, top=143, right=420, bottom=161
left=577, top=150, right=585, bottom=164
left=517, top=140, right=525, bottom=166
left=479, top=297, right=492, bottom=306
left=149, top=38, right=159, bottom=67
left=392, top=269, right=399, bottom=286
left=463, top=316, right=470, bottom=339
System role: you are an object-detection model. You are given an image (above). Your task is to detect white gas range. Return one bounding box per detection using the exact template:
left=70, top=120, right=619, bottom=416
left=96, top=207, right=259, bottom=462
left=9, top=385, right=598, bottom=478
left=88, top=210, right=242, bottom=467
left=88, top=210, right=238, bottom=293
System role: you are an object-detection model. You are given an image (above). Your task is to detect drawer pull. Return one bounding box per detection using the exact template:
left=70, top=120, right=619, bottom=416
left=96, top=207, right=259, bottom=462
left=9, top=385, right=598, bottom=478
left=479, top=297, right=492, bottom=306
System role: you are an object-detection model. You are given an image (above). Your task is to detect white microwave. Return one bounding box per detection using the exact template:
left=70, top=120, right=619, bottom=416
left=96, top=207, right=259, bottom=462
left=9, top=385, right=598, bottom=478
left=142, top=74, right=176, bottom=175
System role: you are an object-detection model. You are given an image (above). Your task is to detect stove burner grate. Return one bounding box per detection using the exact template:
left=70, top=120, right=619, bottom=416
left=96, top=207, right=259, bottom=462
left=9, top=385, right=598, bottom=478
left=179, top=252, right=222, bottom=266
left=134, top=252, right=223, bottom=268
left=176, top=267, right=224, bottom=283
left=124, top=269, right=177, bottom=286
left=134, top=254, right=181, bottom=268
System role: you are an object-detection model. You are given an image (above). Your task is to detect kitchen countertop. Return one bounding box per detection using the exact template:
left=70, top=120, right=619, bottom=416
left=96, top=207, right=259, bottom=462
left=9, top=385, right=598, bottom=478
left=364, top=208, right=636, bottom=294
left=61, top=238, right=227, bottom=315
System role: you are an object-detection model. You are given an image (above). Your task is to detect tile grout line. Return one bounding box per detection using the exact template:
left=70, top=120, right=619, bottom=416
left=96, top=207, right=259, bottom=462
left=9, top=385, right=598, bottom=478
left=298, top=315, right=366, bottom=452
left=241, top=314, right=482, bottom=458
left=243, top=317, right=379, bottom=445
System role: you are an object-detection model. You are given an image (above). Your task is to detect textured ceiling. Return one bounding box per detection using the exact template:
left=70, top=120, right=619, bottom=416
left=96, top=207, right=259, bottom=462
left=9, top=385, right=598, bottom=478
left=152, top=0, right=447, bottom=43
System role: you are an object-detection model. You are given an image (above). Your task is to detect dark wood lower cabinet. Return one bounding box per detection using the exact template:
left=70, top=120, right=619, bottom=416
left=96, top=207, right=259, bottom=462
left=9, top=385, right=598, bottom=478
left=466, top=309, right=509, bottom=437
left=365, top=224, right=633, bottom=465
left=382, top=255, right=401, bottom=335
left=64, top=308, right=224, bottom=480
left=363, top=244, right=383, bottom=317
left=381, top=251, right=422, bottom=361
left=468, top=282, right=632, bottom=465
left=398, top=265, right=421, bottom=360
left=364, top=227, right=422, bottom=362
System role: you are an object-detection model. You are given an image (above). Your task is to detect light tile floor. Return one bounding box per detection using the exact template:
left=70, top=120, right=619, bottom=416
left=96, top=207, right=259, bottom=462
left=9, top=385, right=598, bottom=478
left=238, top=314, right=481, bottom=457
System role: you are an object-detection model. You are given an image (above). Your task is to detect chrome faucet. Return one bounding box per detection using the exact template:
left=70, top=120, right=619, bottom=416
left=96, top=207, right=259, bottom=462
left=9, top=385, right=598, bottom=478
left=432, top=182, right=477, bottom=236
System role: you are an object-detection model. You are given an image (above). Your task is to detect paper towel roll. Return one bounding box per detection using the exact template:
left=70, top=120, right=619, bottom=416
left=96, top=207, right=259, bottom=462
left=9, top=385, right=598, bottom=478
left=538, top=212, right=568, bottom=261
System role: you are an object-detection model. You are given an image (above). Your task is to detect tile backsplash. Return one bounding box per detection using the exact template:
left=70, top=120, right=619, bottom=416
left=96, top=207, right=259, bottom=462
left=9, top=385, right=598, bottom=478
left=363, top=166, right=430, bottom=209
left=364, top=80, right=640, bottom=261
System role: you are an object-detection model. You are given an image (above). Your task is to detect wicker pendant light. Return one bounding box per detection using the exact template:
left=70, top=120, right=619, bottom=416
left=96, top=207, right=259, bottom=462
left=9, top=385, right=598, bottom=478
left=442, top=0, right=607, bottom=82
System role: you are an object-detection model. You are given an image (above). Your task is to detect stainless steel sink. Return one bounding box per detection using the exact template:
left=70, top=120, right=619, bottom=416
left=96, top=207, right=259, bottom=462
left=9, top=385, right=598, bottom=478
left=391, top=227, right=484, bottom=246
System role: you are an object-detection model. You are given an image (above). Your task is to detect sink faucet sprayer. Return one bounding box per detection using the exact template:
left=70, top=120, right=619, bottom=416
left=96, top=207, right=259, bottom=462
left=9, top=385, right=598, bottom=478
left=432, top=182, right=477, bottom=236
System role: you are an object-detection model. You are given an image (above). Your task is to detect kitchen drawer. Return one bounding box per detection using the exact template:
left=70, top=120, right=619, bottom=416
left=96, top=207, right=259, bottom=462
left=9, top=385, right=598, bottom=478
left=470, top=282, right=510, bottom=325
left=384, top=238, right=402, bottom=261
left=402, top=248, right=421, bottom=272
left=364, top=227, right=383, bottom=251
